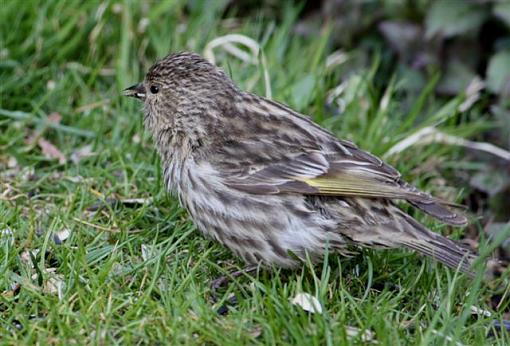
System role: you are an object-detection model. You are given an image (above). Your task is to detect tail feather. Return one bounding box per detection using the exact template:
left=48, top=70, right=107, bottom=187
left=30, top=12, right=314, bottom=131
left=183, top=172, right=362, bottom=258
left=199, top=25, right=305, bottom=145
left=399, top=211, right=478, bottom=277
left=329, top=197, right=480, bottom=276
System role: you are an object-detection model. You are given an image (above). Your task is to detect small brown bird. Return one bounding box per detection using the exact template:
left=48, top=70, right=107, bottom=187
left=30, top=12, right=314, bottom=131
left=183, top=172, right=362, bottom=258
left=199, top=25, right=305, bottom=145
left=124, top=52, right=478, bottom=276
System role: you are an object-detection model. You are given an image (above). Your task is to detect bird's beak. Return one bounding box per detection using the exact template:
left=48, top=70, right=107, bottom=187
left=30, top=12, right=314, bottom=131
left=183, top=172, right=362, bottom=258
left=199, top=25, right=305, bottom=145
left=123, top=83, right=146, bottom=100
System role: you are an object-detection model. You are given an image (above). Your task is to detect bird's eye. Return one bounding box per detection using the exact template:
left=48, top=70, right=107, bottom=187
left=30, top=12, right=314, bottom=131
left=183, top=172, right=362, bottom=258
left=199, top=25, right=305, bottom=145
left=150, top=85, right=160, bottom=94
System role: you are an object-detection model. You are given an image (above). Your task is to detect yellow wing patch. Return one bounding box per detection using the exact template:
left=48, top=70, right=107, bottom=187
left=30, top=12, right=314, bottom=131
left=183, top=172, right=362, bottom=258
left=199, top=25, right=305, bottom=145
left=298, top=174, right=414, bottom=199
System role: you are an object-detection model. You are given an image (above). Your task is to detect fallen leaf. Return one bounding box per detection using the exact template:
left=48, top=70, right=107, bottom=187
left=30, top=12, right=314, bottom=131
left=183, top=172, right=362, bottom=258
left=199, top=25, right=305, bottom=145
left=46, top=80, right=56, bottom=91
left=30, top=269, right=65, bottom=299
left=47, top=112, right=62, bottom=123
left=0, top=228, right=14, bottom=246
left=20, top=249, right=41, bottom=265
left=425, top=1, right=488, bottom=39
left=71, top=144, right=94, bottom=164
left=7, top=156, right=18, bottom=168
left=470, top=170, right=509, bottom=196
left=437, top=60, right=477, bottom=95
left=470, top=305, right=492, bottom=317
left=290, top=292, right=323, bottom=314
left=1, top=283, right=21, bottom=298
left=68, top=175, right=87, bottom=184
left=53, top=228, right=71, bottom=245
left=141, top=244, right=156, bottom=262
left=42, top=274, right=65, bottom=299
left=486, top=51, right=510, bottom=95
left=0, top=228, right=13, bottom=235
left=137, top=18, right=150, bottom=33
left=345, top=326, right=376, bottom=343
left=38, top=138, right=66, bottom=164
left=379, top=21, right=423, bottom=64
left=485, top=223, right=510, bottom=254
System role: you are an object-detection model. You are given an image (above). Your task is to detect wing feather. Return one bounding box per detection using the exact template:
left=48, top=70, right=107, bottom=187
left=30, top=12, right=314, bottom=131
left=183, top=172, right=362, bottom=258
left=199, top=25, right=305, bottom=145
left=213, top=96, right=466, bottom=226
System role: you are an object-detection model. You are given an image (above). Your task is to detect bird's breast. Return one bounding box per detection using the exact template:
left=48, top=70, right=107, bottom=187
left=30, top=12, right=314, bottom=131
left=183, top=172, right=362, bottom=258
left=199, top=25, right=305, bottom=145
left=162, top=158, right=347, bottom=267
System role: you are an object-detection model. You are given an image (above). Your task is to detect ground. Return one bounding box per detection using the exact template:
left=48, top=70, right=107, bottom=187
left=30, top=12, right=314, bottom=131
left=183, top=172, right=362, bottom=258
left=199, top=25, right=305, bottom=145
left=1, top=1, right=509, bottom=345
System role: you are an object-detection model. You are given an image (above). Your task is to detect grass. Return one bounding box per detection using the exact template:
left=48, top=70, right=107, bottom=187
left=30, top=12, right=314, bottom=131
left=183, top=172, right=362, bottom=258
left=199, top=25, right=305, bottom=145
left=1, top=1, right=509, bottom=344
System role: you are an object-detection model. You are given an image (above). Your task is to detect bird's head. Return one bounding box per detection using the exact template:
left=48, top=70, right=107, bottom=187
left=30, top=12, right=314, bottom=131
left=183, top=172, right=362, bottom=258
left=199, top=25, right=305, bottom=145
left=123, top=52, right=238, bottom=134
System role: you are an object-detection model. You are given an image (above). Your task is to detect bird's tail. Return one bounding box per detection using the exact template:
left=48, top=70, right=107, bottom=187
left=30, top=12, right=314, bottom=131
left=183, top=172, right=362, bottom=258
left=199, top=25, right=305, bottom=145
left=336, top=200, right=480, bottom=277
left=397, top=212, right=478, bottom=276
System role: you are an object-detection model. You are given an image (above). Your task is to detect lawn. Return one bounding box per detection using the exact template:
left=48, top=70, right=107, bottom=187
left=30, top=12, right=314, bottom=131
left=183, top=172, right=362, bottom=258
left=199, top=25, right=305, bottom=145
left=1, top=1, right=509, bottom=345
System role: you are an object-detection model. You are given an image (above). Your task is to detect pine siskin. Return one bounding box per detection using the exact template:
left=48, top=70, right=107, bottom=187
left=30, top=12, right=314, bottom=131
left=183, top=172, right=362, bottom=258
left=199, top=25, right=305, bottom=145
left=124, top=52, right=479, bottom=276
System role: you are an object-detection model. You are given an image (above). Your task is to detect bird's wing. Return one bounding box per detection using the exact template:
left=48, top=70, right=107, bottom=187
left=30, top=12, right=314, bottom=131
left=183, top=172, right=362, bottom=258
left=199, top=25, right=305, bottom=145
left=221, top=146, right=466, bottom=226
left=225, top=147, right=399, bottom=196
left=207, top=96, right=466, bottom=225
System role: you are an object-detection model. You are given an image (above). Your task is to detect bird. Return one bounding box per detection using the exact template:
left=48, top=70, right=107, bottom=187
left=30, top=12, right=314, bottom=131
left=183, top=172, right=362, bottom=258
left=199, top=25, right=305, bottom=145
left=123, top=51, right=479, bottom=277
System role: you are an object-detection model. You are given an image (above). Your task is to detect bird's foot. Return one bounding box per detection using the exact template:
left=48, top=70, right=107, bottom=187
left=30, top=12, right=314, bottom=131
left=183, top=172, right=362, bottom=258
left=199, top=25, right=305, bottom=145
left=210, top=264, right=259, bottom=292
left=210, top=264, right=259, bottom=314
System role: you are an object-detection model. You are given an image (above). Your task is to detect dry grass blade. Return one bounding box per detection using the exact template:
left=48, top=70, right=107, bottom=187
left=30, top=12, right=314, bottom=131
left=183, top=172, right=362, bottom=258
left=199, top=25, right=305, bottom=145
left=384, top=126, right=510, bottom=161
left=204, top=34, right=272, bottom=99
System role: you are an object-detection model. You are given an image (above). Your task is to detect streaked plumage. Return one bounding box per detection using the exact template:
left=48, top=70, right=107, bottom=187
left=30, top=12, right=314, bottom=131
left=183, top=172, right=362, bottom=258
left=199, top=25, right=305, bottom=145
left=124, top=52, right=478, bottom=276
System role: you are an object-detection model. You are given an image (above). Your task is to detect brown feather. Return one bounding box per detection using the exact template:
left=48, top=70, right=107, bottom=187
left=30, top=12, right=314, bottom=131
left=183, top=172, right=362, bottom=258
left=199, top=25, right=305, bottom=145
left=129, top=51, right=479, bottom=277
